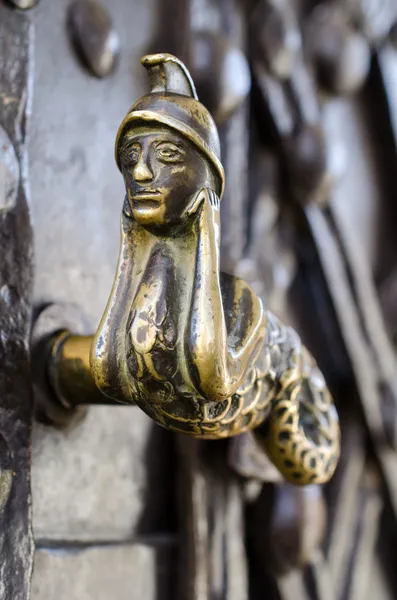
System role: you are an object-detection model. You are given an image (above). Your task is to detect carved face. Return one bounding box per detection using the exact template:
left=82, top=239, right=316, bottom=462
left=119, top=125, right=213, bottom=228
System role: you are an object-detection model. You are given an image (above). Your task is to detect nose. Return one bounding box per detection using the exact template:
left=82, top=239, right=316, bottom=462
left=133, top=154, right=153, bottom=182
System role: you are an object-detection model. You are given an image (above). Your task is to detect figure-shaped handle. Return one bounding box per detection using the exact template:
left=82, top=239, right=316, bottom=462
left=44, top=54, right=340, bottom=485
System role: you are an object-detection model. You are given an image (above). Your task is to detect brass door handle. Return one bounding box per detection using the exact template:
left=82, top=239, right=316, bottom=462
left=36, top=53, right=340, bottom=485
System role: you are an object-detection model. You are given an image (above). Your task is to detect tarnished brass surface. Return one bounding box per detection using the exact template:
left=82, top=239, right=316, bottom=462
left=49, top=53, right=340, bottom=485
left=48, top=333, right=109, bottom=408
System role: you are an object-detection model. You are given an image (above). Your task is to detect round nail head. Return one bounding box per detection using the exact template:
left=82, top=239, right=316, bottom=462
left=68, top=0, right=120, bottom=78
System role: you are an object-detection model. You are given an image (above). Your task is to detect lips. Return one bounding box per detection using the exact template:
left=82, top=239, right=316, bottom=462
left=132, top=190, right=162, bottom=202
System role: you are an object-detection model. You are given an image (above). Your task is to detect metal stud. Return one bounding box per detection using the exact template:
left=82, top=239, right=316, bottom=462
left=190, top=31, right=251, bottom=125
left=306, top=5, right=371, bottom=95
left=7, top=0, right=38, bottom=9
left=68, top=0, right=120, bottom=79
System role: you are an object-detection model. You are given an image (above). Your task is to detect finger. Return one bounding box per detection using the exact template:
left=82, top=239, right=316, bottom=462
left=209, top=189, right=220, bottom=210
left=185, top=189, right=205, bottom=216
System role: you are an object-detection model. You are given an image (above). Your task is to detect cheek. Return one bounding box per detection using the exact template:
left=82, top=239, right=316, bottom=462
left=158, top=165, right=190, bottom=191
left=170, top=165, right=201, bottom=189
left=170, top=165, right=188, bottom=186
left=166, top=164, right=185, bottom=176
left=122, top=169, right=134, bottom=187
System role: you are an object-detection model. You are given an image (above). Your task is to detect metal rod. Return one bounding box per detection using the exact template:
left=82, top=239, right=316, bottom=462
left=47, top=332, right=116, bottom=408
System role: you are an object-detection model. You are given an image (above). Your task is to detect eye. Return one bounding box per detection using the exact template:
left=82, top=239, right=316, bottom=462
left=120, top=142, right=141, bottom=166
left=155, top=142, right=185, bottom=163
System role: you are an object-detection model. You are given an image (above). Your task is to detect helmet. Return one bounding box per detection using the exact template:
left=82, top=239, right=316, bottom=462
left=115, top=54, right=225, bottom=199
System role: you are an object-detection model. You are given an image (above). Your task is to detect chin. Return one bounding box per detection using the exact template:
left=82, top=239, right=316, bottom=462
left=131, top=204, right=168, bottom=228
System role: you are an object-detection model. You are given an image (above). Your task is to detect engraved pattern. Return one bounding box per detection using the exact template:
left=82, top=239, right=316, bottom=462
left=129, top=308, right=339, bottom=484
